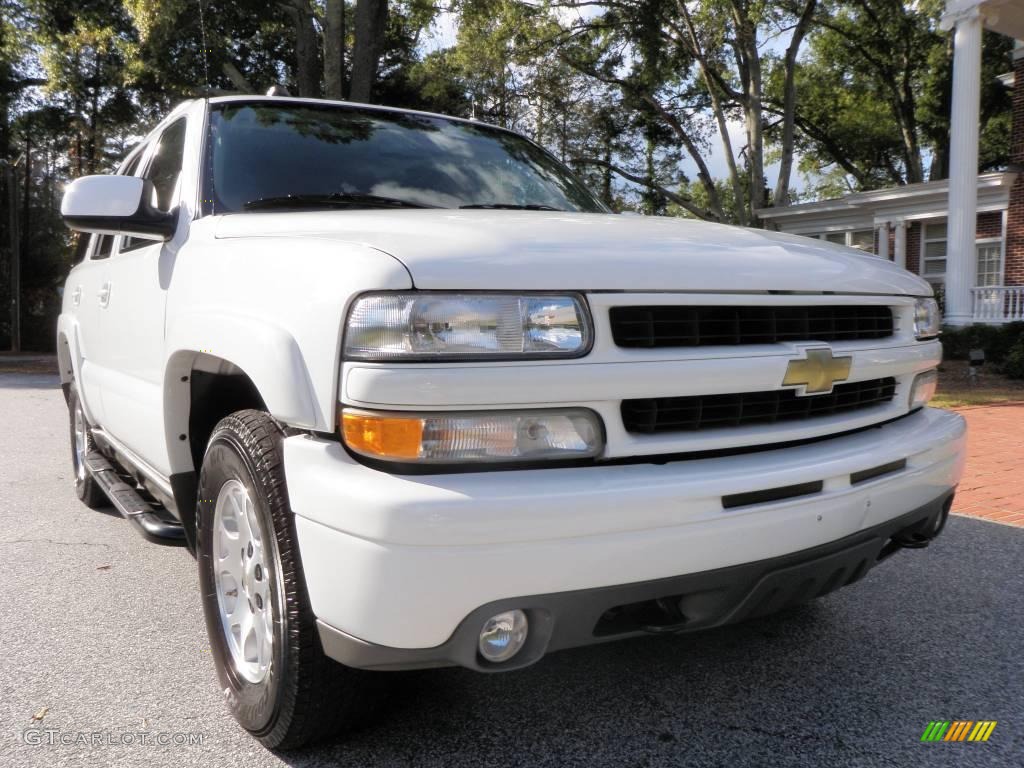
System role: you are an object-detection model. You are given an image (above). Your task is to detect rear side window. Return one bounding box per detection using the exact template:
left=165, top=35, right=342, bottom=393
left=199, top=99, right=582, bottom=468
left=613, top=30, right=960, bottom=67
left=121, top=118, right=187, bottom=253
left=91, top=235, right=113, bottom=260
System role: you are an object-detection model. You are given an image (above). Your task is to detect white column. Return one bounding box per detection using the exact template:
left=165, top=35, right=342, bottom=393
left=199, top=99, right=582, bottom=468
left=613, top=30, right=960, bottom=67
left=893, top=220, right=908, bottom=270
left=877, top=222, right=890, bottom=260
left=941, top=3, right=983, bottom=325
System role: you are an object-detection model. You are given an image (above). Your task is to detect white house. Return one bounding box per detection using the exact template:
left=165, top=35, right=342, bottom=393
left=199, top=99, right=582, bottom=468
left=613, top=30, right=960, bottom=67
left=759, top=0, right=1024, bottom=326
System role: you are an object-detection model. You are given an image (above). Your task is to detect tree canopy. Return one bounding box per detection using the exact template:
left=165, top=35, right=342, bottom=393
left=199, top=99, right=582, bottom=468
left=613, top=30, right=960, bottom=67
left=0, top=0, right=1016, bottom=350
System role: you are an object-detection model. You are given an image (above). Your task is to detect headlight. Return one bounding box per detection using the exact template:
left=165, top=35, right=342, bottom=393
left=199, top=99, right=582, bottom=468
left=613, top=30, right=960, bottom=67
left=341, top=408, right=604, bottom=464
left=909, top=369, right=938, bottom=409
left=344, top=293, right=592, bottom=360
left=913, top=298, right=941, bottom=340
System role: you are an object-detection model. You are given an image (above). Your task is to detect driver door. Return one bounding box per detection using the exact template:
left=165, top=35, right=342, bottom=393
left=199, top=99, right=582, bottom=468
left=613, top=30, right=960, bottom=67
left=89, top=118, right=188, bottom=475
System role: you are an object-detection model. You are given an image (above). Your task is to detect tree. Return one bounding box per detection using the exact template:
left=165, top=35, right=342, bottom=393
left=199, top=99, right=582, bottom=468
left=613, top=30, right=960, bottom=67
left=123, top=0, right=293, bottom=106
left=788, top=0, right=1011, bottom=192
left=323, top=0, right=346, bottom=98
left=350, top=0, right=388, bottom=101
left=536, top=0, right=819, bottom=224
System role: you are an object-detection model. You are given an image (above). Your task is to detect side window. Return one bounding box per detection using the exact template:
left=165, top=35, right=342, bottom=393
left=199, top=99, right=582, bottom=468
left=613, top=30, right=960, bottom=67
left=120, top=149, right=145, bottom=178
left=91, top=235, right=113, bottom=260
left=147, top=118, right=187, bottom=212
left=121, top=118, right=187, bottom=253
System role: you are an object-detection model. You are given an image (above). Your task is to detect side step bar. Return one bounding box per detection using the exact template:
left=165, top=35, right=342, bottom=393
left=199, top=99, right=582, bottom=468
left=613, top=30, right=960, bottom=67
left=85, top=452, right=187, bottom=545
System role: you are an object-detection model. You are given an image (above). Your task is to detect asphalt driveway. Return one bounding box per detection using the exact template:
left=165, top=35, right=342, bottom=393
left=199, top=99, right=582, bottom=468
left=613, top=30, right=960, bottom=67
left=1, top=372, right=1021, bottom=767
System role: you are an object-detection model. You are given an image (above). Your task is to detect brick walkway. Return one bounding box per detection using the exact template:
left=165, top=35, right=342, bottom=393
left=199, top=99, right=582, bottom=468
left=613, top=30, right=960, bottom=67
left=951, top=403, right=1024, bottom=527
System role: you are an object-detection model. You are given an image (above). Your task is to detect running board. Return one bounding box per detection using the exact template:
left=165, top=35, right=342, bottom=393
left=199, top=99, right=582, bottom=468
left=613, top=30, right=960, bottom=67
left=85, top=452, right=187, bottom=545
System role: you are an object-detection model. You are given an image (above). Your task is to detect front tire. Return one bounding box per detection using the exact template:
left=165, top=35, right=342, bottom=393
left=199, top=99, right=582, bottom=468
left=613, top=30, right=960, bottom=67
left=68, top=385, right=107, bottom=509
left=196, top=410, right=384, bottom=749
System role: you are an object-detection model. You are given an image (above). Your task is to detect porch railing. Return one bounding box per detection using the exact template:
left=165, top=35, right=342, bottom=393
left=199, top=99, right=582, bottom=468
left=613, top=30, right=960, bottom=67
left=971, top=286, right=1024, bottom=323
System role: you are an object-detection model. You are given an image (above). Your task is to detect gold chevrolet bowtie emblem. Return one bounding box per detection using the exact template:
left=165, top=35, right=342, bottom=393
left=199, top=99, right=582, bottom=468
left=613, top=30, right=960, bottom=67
left=782, top=348, right=853, bottom=395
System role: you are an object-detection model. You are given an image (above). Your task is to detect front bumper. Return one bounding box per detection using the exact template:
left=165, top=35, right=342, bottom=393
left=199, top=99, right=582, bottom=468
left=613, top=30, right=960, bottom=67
left=283, top=407, right=965, bottom=664
left=316, top=492, right=953, bottom=672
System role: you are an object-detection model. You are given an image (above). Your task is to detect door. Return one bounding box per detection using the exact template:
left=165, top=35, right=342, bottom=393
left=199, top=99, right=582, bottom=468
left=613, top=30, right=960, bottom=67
left=69, top=234, right=114, bottom=425
left=91, top=118, right=188, bottom=474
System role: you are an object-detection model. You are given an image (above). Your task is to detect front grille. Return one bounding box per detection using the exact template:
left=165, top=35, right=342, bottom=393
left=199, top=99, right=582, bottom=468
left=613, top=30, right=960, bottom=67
left=609, top=305, right=894, bottom=348
left=622, top=377, right=897, bottom=434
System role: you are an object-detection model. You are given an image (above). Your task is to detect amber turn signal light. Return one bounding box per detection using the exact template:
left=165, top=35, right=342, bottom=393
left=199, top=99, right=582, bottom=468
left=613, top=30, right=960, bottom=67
left=341, top=411, right=423, bottom=460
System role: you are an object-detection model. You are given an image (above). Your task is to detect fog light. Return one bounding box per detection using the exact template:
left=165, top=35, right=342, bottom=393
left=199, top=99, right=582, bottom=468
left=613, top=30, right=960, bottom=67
left=910, top=369, right=938, bottom=409
left=478, top=610, right=528, bottom=663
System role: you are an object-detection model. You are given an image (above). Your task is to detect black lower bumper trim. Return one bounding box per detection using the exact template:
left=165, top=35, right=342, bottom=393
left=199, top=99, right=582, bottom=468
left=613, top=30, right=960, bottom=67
left=318, top=491, right=954, bottom=673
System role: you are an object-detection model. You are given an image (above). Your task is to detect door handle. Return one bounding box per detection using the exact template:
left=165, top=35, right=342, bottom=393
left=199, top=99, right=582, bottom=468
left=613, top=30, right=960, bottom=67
left=97, top=282, right=111, bottom=308
left=71, top=286, right=83, bottom=306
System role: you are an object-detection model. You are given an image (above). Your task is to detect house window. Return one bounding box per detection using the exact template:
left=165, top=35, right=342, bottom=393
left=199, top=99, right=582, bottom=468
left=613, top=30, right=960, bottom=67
left=850, top=229, right=875, bottom=253
left=976, top=241, right=1002, bottom=287
left=810, top=230, right=875, bottom=252
left=921, top=222, right=947, bottom=282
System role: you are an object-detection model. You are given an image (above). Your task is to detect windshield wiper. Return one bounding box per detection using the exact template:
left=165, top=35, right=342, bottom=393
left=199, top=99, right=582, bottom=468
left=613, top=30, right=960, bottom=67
left=459, top=203, right=564, bottom=211
left=243, top=193, right=438, bottom=210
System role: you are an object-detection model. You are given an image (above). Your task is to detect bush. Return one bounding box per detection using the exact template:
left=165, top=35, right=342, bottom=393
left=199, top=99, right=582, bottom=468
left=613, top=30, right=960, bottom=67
left=1002, top=339, right=1024, bottom=380
left=941, top=322, right=1024, bottom=364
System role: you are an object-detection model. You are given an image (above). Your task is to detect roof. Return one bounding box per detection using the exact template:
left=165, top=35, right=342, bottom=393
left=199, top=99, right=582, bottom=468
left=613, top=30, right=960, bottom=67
left=758, top=172, right=1017, bottom=217
left=944, top=0, right=1024, bottom=39
left=756, top=172, right=1019, bottom=232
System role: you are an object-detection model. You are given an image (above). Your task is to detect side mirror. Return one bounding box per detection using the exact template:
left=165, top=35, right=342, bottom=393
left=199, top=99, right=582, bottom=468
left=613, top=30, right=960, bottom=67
left=61, top=175, right=176, bottom=241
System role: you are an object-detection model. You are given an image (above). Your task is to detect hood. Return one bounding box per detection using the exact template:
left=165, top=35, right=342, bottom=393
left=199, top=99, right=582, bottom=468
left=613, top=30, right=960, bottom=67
left=215, top=210, right=930, bottom=295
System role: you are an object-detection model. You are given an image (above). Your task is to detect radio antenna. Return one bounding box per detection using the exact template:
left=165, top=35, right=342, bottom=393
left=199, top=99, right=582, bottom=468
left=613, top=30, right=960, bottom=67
left=198, top=0, right=210, bottom=89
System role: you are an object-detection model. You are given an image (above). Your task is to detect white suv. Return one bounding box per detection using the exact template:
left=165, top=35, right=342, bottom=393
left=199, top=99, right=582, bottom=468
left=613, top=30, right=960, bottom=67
left=58, top=96, right=965, bottom=748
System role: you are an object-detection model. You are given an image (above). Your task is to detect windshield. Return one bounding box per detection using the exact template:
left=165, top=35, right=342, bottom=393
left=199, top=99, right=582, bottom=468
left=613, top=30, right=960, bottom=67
left=202, top=101, right=606, bottom=214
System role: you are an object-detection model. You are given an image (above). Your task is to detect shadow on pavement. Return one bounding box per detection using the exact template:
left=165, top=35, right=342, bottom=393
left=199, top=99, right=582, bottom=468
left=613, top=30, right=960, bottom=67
left=0, top=373, right=62, bottom=390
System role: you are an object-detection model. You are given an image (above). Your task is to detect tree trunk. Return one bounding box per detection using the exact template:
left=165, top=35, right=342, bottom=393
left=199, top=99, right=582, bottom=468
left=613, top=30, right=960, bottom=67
left=896, top=94, right=924, bottom=183
left=644, top=133, right=656, bottom=215
left=641, top=94, right=726, bottom=222
left=677, top=1, right=746, bottom=223
left=350, top=0, right=388, bottom=103
left=601, top=140, right=613, bottom=206
left=772, top=0, right=817, bottom=208
left=22, top=135, right=30, bottom=264
left=222, top=62, right=252, bottom=92
left=739, top=31, right=765, bottom=223
left=288, top=0, right=320, bottom=97
left=87, top=55, right=100, bottom=174
left=324, top=0, right=345, bottom=99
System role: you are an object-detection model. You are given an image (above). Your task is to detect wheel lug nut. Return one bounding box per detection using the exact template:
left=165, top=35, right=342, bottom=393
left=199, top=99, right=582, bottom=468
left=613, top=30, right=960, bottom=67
left=254, top=564, right=262, bottom=581
left=247, top=542, right=254, bottom=557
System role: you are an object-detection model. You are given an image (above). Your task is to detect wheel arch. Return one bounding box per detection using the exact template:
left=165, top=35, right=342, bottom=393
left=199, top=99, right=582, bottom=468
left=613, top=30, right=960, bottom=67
left=163, top=313, right=323, bottom=550
left=56, top=315, right=83, bottom=404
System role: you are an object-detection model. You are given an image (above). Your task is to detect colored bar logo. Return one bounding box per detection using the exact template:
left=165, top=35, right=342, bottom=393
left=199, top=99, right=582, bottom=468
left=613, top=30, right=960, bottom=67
left=920, top=721, right=996, bottom=742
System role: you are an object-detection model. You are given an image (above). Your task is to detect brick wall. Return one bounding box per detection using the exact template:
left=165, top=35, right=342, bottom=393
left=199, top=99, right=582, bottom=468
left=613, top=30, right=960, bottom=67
left=977, top=211, right=1003, bottom=239
left=1007, top=50, right=1024, bottom=286
left=873, top=228, right=897, bottom=259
